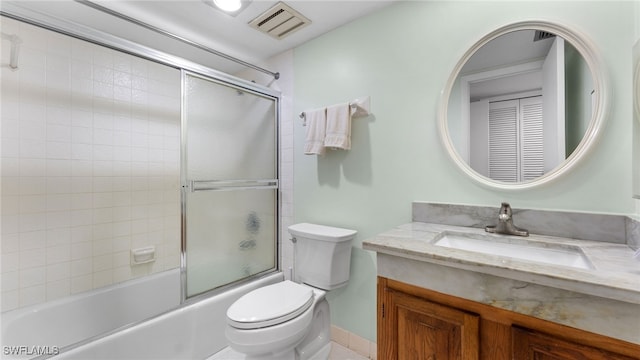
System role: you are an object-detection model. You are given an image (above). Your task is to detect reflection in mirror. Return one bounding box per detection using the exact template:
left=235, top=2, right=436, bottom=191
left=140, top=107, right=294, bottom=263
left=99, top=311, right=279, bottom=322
left=449, top=30, right=593, bottom=182
left=440, top=21, right=607, bottom=189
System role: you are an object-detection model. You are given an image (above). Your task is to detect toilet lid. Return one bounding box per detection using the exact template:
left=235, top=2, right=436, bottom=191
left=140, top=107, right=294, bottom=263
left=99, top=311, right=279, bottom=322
left=227, top=281, right=314, bottom=329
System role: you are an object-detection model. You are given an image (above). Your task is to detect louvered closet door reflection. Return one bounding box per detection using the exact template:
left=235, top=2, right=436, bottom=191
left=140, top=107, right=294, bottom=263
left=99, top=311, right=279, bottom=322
left=519, top=97, right=544, bottom=181
left=489, top=100, right=519, bottom=182
left=488, top=96, right=543, bottom=182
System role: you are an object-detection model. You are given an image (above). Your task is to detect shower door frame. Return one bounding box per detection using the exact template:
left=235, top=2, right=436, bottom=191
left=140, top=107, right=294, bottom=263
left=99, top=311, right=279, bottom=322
left=179, top=70, right=281, bottom=303
left=1, top=3, right=282, bottom=311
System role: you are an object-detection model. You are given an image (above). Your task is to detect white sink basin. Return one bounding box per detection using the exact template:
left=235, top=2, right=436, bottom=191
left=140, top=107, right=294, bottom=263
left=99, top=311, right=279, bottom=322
left=433, top=231, right=593, bottom=270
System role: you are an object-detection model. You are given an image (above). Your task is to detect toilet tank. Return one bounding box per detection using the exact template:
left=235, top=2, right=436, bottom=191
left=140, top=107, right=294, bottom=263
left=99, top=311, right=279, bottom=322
left=288, top=223, right=357, bottom=290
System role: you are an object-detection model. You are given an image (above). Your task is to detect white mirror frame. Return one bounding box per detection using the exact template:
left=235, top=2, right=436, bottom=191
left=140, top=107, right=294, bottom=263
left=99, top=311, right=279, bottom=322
left=438, top=20, right=609, bottom=190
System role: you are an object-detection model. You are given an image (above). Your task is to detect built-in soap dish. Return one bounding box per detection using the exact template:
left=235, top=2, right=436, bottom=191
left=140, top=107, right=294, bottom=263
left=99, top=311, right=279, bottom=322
left=130, top=246, right=156, bottom=265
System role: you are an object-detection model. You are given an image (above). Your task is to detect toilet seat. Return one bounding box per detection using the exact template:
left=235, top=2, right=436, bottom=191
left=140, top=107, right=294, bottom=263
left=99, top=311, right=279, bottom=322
left=227, top=281, right=314, bottom=330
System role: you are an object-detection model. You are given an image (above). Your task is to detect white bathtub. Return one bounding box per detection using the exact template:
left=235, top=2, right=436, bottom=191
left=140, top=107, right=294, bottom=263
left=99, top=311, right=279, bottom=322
left=2, top=269, right=181, bottom=357
left=2, top=269, right=282, bottom=359
left=54, top=272, right=281, bottom=359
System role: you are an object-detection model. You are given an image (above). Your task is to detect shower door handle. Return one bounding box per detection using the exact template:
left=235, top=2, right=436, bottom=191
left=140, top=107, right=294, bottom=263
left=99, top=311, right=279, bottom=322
left=189, top=179, right=278, bottom=192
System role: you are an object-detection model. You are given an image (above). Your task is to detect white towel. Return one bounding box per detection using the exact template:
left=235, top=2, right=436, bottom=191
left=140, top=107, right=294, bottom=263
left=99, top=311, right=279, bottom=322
left=324, top=103, right=352, bottom=150
left=304, top=108, right=326, bottom=155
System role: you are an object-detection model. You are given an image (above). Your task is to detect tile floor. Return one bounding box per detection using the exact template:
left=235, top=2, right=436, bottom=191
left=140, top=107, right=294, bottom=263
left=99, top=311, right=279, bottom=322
left=329, top=342, right=370, bottom=359
left=208, top=342, right=368, bottom=359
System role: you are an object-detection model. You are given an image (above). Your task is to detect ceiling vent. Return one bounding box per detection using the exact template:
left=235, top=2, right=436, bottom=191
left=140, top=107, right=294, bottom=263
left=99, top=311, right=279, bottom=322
left=533, top=30, right=556, bottom=42
left=249, top=2, right=311, bottom=40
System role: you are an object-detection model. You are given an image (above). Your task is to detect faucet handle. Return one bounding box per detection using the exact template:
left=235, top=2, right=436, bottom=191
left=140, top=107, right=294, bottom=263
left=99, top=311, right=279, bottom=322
left=486, top=202, right=529, bottom=237
left=499, top=202, right=512, bottom=213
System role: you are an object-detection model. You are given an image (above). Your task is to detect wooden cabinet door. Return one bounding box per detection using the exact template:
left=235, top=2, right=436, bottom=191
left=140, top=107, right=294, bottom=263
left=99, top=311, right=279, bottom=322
left=378, top=278, right=640, bottom=360
left=379, top=281, right=479, bottom=360
left=512, top=327, right=639, bottom=360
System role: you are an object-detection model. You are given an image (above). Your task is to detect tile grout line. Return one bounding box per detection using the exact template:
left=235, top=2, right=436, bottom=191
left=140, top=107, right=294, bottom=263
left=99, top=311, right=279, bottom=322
left=330, top=325, right=377, bottom=360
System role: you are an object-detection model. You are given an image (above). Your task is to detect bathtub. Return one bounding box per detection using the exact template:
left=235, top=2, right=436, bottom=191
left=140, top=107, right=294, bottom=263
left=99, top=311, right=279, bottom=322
left=2, top=268, right=181, bottom=357
left=51, top=272, right=282, bottom=359
left=2, top=269, right=282, bottom=359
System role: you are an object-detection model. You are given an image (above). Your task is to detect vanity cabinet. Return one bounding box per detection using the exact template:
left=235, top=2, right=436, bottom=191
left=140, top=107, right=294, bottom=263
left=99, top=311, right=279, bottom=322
left=378, top=277, right=640, bottom=360
left=387, top=288, right=479, bottom=359
left=512, top=327, right=637, bottom=360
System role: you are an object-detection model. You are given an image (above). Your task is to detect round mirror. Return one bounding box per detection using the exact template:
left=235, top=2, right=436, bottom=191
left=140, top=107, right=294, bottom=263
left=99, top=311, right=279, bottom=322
left=438, top=21, right=608, bottom=190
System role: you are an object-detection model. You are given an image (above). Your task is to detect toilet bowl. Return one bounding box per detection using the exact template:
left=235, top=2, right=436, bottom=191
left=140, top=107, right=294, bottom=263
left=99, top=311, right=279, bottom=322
left=225, top=281, right=329, bottom=360
left=225, top=223, right=356, bottom=360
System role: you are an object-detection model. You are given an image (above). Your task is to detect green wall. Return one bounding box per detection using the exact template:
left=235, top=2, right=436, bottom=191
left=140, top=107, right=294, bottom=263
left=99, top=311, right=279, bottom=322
left=293, top=1, right=635, bottom=341
left=564, top=42, right=592, bottom=157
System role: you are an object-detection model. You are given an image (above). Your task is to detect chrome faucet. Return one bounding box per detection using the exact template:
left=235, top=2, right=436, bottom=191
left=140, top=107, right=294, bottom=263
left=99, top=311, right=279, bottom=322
left=485, top=202, right=529, bottom=237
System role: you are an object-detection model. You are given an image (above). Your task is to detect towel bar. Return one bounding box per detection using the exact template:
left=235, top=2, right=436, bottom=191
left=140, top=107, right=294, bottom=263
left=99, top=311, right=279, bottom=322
left=299, top=96, right=370, bottom=126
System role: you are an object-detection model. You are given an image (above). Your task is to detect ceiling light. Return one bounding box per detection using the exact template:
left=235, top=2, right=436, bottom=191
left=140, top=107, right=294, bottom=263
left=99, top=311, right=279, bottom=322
left=203, top=0, right=252, bottom=16
left=213, top=0, right=241, bottom=12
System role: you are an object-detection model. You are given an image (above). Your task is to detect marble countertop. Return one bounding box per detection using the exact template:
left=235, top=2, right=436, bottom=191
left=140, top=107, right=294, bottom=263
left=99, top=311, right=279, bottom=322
left=363, top=222, right=640, bottom=305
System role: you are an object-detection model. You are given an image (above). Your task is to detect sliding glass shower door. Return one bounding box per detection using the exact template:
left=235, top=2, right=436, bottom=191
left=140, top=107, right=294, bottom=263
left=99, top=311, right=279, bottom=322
left=182, top=72, right=278, bottom=298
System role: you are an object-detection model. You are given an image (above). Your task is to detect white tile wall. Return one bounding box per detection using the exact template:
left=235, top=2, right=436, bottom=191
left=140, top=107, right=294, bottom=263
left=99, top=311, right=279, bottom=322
left=1, top=18, right=181, bottom=312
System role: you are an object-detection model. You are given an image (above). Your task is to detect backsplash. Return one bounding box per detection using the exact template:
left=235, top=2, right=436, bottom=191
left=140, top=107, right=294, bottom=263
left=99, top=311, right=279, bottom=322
left=413, top=202, right=638, bottom=247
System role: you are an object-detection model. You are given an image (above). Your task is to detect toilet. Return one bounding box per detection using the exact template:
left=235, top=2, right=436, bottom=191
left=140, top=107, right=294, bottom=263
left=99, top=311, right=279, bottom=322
left=225, top=223, right=357, bottom=360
